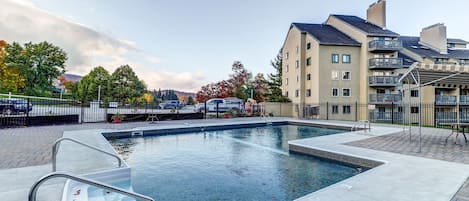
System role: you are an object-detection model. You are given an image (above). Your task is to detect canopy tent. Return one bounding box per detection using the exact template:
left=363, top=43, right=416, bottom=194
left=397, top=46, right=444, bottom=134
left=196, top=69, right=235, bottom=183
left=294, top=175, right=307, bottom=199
left=398, top=63, right=469, bottom=152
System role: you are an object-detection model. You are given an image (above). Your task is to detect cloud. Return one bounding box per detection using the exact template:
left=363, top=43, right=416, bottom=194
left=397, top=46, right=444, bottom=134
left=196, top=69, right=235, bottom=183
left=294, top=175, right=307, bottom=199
left=0, top=0, right=204, bottom=92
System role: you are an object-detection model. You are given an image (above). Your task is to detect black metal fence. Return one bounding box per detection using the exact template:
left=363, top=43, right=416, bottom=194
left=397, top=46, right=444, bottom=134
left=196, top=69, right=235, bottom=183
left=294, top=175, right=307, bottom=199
left=290, top=102, right=469, bottom=128
left=0, top=94, right=267, bottom=127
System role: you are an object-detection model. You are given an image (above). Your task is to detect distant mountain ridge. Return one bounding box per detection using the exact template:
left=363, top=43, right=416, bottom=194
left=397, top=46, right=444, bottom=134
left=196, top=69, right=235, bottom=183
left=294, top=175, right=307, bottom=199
left=61, top=73, right=82, bottom=82
left=160, top=89, right=196, bottom=97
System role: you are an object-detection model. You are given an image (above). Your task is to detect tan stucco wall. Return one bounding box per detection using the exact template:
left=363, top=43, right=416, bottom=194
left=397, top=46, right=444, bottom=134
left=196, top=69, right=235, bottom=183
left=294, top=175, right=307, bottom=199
left=282, top=26, right=304, bottom=104
left=262, top=102, right=293, bottom=117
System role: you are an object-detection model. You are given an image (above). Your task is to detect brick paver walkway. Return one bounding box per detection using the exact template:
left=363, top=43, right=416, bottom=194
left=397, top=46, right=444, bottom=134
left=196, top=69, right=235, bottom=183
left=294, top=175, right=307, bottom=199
left=346, top=127, right=469, bottom=164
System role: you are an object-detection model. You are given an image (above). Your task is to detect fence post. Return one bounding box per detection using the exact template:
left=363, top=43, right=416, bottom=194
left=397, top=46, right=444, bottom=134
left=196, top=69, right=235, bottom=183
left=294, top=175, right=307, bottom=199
left=355, top=101, right=358, bottom=121
left=26, top=98, right=30, bottom=126
left=326, top=102, right=329, bottom=120
left=391, top=102, right=394, bottom=124
left=216, top=102, right=219, bottom=119
left=204, top=101, right=207, bottom=119
left=433, top=101, right=436, bottom=127
left=80, top=101, right=85, bottom=124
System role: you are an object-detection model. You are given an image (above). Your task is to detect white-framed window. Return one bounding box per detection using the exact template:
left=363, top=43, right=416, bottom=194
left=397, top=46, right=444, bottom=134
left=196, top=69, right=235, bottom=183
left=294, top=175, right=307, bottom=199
left=285, top=78, right=288, bottom=85
left=343, top=105, right=351, bottom=114
left=296, top=75, right=299, bottom=82
left=285, top=65, right=289, bottom=72
left=285, top=91, right=289, bottom=97
left=342, top=88, right=351, bottom=97
left=331, top=71, right=339, bottom=80
left=306, top=73, right=311, bottom=81
left=331, top=54, right=339, bottom=63
left=342, top=54, right=351, bottom=63
left=332, top=88, right=339, bottom=97
left=295, top=89, right=299, bottom=97
left=306, top=89, right=311, bottom=97
left=295, top=60, right=299, bottom=68
left=342, top=71, right=351, bottom=80
left=296, top=46, right=299, bottom=54
left=411, top=90, right=419, bottom=97
left=307, top=43, right=311, bottom=50
left=285, top=52, right=289, bottom=60
left=332, top=105, right=339, bottom=114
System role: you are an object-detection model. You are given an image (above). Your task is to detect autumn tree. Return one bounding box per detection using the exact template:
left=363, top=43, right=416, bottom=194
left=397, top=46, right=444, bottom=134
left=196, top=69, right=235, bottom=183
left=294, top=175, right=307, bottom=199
left=252, top=73, right=269, bottom=102
left=0, top=40, right=26, bottom=93
left=229, top=61, right=251, bottom=99
left=2, top=41, right=67, bottom=96
left=110, top=65, right=146, bottom=104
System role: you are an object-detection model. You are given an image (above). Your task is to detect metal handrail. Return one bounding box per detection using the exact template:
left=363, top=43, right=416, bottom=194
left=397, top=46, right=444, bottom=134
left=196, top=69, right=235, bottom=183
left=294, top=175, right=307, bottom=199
left=52, top=137, right=123, bottom=171
left=28, top=172, right=154, bottom=201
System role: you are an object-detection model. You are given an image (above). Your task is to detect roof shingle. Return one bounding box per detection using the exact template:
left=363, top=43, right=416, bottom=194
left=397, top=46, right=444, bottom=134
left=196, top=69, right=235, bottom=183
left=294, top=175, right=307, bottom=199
left=332, top=15, right=399, bottom=37
left=292, top=23, right=361, bottom=46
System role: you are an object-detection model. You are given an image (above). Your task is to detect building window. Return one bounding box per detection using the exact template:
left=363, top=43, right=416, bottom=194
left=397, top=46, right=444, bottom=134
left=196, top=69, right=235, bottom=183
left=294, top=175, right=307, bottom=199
left=343, top=88, right=351, bottom=97
left=285, top=52, right=289, bottom=60
left=296, top=46, right=299, bottom=54
left=411, top=107, right=419, bottom=114
left=332, top=88, right=339, bottom=97
left=306, top=89, right=311, bottom=97
left=285, top=78, right=288, bottom=85
left=306, top=74, right=311, bottom=81
left=296, top=75, right=299, bottom=82
left=285, top=91, right=289, bottom=97
left=295, top=60, right=299, bottom=68
left=306, top=57, right=312, bottom=66
left=307, top=43, right=311, bottom=50
left=342, top=71, right=351, bottom=80
left=411, top=90, right=419, bottom=97
left=285, top=65, right=289, bottom=72
left=342, top=54, right=351, bottom=63
left=331, top=71, right=339, bottom=80
left=343, top=105, right=351, bottom=114
left=332, top=54, right=339, bottom=63
left=332, top=105, right=339, bottom=114
left=295, top=89, right=299, bottom=97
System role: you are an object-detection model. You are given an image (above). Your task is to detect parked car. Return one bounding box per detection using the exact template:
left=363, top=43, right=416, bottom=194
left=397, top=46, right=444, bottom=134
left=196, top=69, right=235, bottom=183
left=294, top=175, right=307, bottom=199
left=159, top=100, right=180, bottom=109
left=196, top=98, right=244, bottom=112
left=0, top=98, right=33, bottom=115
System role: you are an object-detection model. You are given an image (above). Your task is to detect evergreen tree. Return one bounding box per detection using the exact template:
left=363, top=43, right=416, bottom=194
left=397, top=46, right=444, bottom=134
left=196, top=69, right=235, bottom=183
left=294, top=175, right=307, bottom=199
left=267, top=51, right=290, bottom=102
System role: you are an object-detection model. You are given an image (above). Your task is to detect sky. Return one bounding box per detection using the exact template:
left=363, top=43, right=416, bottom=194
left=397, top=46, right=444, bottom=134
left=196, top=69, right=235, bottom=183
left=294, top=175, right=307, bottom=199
left=1, top=0, right=469, bottom=92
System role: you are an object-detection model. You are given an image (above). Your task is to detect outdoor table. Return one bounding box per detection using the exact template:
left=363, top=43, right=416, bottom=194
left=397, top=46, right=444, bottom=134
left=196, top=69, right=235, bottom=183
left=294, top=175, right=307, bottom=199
left=439, top=122, right=469, bottom=144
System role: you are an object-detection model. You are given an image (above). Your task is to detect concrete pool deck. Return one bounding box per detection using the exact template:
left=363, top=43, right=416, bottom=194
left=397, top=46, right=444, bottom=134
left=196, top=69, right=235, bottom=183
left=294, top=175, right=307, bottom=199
left=1, top=118, right=469, bottom=200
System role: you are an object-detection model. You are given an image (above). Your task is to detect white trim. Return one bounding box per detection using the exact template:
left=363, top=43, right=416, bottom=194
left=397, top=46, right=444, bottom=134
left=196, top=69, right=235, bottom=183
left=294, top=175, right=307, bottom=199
left=342, top=88, right=351, bottom=97
left=332, top=88, right=339, bottom=97
left=342, top=71, right=351, bottom=80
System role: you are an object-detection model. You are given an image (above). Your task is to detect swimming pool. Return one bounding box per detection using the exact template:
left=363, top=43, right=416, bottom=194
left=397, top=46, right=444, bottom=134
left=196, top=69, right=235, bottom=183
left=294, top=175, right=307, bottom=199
left=109, top=125, right=362, bottom=201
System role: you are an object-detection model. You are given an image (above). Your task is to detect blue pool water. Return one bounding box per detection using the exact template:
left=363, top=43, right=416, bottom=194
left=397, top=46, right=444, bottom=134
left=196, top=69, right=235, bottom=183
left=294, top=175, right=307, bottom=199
left=110, top=125, right=362, bottom=201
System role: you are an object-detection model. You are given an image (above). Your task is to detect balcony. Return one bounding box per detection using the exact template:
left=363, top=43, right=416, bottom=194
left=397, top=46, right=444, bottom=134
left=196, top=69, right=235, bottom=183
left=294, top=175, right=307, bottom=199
left=435, top=95, right=457, bottom=105
left=460, top=95, right=469, bottom=105
left=369, top=58, right=403, bottom=69
left=368, top=40, right=402, bottom=52
left=436, top=112, right=457, bottom=124
left=368, top=76, right=399, bottom=87
left=369, top=94, right=402, bottom=104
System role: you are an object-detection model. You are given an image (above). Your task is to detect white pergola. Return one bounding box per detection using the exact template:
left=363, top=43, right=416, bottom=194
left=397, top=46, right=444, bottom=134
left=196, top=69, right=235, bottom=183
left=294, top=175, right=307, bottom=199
left=398, top=63, right=469, bottom=152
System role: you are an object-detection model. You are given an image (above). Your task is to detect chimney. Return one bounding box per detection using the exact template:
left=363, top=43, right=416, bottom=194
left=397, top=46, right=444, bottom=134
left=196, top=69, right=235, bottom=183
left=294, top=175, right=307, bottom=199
left=419, top=23, right=448, bottom=54
left=367, top=0, right=386, bottom=28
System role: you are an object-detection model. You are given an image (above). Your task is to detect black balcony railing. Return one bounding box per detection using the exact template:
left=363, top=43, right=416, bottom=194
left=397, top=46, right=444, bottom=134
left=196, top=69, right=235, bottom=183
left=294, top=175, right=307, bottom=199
left=435, top=95, right=457, bottom=105
left=460, top=95, right=469, bottom=105
left=369, top=58, right=403, bottom=69
left=368, top=40, right=402, bottom=52
left=368, top=76, right=399, bottom=86
left=369, top=94, right=402, bottom=104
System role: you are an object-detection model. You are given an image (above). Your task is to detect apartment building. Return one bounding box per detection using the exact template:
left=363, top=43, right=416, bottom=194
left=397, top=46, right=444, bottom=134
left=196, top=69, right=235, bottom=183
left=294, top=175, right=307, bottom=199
left=281, top=0, right=469, bottom=123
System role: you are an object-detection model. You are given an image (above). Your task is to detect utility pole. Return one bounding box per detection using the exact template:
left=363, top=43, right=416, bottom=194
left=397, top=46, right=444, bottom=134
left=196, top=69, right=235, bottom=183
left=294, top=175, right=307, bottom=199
left=97, top=85, right=101, bottom=103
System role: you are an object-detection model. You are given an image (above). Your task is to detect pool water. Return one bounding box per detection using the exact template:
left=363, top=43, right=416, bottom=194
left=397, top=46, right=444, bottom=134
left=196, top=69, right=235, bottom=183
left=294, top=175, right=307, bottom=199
left=110, top=125, right=361, bottom=201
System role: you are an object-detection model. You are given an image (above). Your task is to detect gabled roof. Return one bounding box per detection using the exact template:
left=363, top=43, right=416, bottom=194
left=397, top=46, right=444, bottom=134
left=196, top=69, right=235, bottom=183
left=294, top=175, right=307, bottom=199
left=291, top=23, right=361, bottom=46
left=331, top=15, right=399, bottom=37
left=400, top=36, right=469, bottom=60
left=448, top=38, right=469, bottom=44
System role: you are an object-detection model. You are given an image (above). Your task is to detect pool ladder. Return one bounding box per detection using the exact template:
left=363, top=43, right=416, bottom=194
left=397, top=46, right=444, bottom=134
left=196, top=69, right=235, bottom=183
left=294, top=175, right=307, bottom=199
left=29, top=137, right=155, bottom=201
left=29, top=172, right=154, bottom=201
left=351, top=120, right=371, bottom=131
